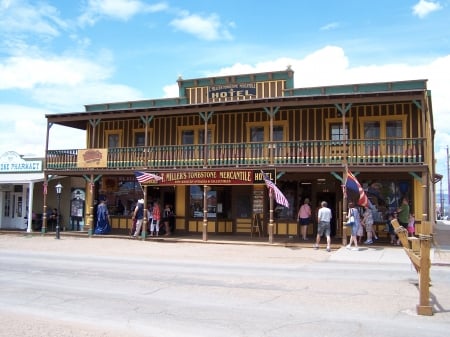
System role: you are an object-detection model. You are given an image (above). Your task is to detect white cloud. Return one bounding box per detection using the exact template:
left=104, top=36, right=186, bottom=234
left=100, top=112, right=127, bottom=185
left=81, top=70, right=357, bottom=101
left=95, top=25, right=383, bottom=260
left=32, top=82, right=144, bottom=112
left=0, top=0, right=66, bottom=37
left=78, top=0, right=168, bottom=26
left=170, top=12, right=233, bottom=41
left=162, top=83, right=178, bottom=98
left=0, top=55, right=112, bottom=89
left=412, top=0, right=442, bottom=18
left=0, top=104, right=84, bottom=157
left=320, top=22, right=340, bottom=31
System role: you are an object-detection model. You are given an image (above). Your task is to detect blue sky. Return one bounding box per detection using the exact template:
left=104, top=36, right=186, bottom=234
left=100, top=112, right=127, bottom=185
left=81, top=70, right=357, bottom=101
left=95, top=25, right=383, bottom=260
left=1, top=0, right=450, bottom=189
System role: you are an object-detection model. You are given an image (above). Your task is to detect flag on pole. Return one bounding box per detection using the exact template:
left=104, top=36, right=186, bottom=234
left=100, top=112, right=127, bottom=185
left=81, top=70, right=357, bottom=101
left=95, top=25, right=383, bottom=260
left=134, top=171, right=163, bottom=184
left=261, top=170, right=289, bottom=208
left=345, top=168, right=369, bottom=208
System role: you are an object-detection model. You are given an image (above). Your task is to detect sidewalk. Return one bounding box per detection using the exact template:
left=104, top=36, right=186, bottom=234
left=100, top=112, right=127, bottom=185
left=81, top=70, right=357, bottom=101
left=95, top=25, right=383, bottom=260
left=1, top=219, right=450, bottom=265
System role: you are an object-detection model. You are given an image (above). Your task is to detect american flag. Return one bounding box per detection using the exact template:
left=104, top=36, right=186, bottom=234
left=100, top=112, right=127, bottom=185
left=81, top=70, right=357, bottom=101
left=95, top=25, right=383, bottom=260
left=134, top=171, right=163, bottom=184
left=261, top=170, right=289, bottom=208
left=345, top=168, right=369, bottom=208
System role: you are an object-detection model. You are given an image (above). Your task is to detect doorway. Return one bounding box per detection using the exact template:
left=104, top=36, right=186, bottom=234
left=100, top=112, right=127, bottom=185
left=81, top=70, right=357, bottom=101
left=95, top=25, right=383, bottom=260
left=2, top=187, right=26, bottom=229
left=316, top=192, right=337, bottom=237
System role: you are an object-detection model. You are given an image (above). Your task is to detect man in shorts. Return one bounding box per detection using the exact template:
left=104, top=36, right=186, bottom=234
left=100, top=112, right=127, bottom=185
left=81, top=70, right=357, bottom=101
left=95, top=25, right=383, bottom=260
left=314, top=201, right=332, bottom=252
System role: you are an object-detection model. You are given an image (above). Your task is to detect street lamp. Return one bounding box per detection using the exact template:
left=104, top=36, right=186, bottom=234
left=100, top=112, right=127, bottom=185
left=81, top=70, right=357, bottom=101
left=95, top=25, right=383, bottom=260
left=55, top=182, right=63, bottom=239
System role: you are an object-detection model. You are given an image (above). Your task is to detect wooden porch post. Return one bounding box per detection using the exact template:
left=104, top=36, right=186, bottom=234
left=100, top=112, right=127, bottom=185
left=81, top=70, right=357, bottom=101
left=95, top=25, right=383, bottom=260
left=42, top=177, right=48, bottom=234
left=268, top=190, right=274, bottom=244
left=417, top=235, right=433, bottom=315
left=203, top=185, right=209, bottom=241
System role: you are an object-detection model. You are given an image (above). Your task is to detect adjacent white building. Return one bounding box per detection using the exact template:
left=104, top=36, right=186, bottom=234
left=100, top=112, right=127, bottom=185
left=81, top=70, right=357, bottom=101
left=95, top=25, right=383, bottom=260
left=0, top=151, right=44, bottom=231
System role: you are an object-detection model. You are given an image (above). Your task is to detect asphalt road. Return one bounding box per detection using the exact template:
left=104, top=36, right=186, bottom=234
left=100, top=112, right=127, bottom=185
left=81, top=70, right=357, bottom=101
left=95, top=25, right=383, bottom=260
left=0, top=234, right=449, bottom=337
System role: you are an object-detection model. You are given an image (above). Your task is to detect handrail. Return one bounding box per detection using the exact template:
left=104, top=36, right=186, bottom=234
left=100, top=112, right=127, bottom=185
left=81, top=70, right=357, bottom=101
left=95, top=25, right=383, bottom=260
left=46, top=138, right=426, bottom=171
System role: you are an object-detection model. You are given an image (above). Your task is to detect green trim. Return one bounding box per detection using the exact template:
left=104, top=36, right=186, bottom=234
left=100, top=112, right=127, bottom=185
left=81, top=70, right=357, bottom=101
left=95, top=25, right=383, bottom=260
left=334, top=103, right=352, bottom=116
left=199, top=111, right=214, bottom=122
left=330, top=171, right=343, bottom=183
left=264, top=106, right=280, bottom=118
left=409, top=172, right=422, bottom=182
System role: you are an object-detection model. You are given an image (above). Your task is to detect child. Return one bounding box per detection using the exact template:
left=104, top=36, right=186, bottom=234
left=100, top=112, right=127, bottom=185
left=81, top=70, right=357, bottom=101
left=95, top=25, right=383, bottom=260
left=407, top=214, right=415, bottom=237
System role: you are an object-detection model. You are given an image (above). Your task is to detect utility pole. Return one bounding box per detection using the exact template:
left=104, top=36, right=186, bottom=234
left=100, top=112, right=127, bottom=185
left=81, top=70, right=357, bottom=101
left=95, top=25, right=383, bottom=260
left=440, top=180, right=444, bottom=219
left=447, top=146, right=450, bottom=217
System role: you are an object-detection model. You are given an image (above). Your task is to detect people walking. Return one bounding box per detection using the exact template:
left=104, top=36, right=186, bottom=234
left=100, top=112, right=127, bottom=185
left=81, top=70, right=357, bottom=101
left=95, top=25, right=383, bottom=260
left=132, top=199, right=145, bottom=238
left=94, top=198, right=111, bottom=235
left=397, top=197, right=410, bottom=229
left=346, top=201, right=360, bottom=251
left=313, top=201, right=332, bottom=252
left=298, top=198, right=312, bottom=241
left=150, top=201, right=161, bottom=236
left=162, top=204, right=172, bottom=236
left=362, top=206, right=375, bottom=244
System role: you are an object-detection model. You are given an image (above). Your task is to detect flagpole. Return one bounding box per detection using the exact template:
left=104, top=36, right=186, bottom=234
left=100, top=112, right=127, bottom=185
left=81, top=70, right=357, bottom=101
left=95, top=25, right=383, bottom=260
left=141, top=185, right=148, bottom=240
left=342, top=103, right=348, bottom=246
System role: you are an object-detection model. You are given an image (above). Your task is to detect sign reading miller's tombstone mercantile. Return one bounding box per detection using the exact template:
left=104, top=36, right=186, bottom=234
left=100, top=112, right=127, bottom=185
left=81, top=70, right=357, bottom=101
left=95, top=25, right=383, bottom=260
left=140, top=169, right=276, bottom=186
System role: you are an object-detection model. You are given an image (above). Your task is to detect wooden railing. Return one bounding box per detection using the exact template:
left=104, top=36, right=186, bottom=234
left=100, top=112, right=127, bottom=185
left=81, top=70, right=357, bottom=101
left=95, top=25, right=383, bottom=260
left=46, top=138, right=425, bottom=171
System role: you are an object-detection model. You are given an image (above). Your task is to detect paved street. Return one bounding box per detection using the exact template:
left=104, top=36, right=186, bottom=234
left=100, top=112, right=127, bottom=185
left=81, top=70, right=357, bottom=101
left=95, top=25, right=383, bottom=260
left=0, top=228, right=449, bottom=337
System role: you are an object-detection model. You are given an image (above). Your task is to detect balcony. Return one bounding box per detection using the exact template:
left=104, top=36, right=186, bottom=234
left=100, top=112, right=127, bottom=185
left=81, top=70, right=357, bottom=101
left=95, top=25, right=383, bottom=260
left=46, top=138, right=425, bottom=171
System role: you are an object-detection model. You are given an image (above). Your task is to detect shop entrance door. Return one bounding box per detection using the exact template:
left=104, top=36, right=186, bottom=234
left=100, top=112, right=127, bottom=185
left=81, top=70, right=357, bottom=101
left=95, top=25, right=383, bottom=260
left=2, top=190, right=26, bottom=229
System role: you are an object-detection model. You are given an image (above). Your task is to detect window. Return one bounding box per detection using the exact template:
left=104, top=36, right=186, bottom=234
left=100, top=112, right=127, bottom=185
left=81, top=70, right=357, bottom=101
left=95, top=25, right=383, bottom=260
left=190, top=186, right=217, bottom=218
left=133, top=129, right=152, bottom=147
left=250, top=126, right=264, bottom=142
left=360, top=116, right=406, bottom=156
left=178, top=126, right=214, bottom=164
left=247, top=122, right=287, bottom=142
left=330, top=123, right=349, bottom=141
left=105, top=130, right=122, bottom=148
left=325, top=119, right=351, bottom=160
left=273, top=125, right=284, bottom=141
left=178, top=126, right=214, bottom=145
left=363, top=121, right=380, bottom=139
left=360, top=117, right=405, bottom=139
left=246, top=122, right=287, bottom=163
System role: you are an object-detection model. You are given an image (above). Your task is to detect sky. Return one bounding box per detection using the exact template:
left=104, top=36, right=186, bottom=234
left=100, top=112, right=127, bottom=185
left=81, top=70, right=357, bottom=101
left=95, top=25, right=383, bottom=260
left=1, top=0, right=450, bottom=191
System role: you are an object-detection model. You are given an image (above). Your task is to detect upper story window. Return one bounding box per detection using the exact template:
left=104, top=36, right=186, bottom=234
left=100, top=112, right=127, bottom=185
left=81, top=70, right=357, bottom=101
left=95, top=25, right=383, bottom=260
left=105, top=130, right=122, bottom=148
left=178, top=125, right=214, bottom=145
left=363, top=121, right=381, bottom=139
left=360, top=116, right=407, bottom=155
left=386, top=120, right=403, bottom=138
left=330, top=123, right=349, bottom=141
left=133, top=129, right=152, bottom=147
left=325, top=118, right=351, bottom=142
left=360, top=117, right=406, bottom=139
left=247, top=122, right=287, bottom=142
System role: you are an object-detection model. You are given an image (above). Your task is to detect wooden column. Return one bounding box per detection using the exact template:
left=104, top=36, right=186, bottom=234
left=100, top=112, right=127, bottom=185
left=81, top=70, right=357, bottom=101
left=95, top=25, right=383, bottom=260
left=417, top=236, right=433, bottom=316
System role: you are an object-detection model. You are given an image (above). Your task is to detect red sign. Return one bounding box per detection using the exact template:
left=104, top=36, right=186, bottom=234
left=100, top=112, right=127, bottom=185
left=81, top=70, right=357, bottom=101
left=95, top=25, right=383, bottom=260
left=144, top=169, right=276, bottom=185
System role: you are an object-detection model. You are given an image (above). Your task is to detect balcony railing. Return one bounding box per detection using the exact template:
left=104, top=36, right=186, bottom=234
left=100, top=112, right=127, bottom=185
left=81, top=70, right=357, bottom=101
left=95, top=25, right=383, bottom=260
left=46, top=138, right=425, bottom=171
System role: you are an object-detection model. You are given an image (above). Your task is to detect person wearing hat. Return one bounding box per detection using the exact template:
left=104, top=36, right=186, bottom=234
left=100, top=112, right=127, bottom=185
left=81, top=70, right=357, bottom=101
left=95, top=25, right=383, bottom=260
left=132, top=198, right=145, bottom=238
left=297, top=198, right=312, bottom=241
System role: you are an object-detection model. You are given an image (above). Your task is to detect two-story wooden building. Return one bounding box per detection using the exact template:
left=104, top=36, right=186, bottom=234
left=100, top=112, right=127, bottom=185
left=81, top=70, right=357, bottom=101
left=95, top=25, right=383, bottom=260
left=43, top=68, right=436, bottom=242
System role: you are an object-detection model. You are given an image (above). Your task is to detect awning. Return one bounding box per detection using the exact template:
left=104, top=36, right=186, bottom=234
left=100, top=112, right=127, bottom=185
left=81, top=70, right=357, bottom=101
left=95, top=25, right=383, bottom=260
left=0, top=173, right=45, bottom=184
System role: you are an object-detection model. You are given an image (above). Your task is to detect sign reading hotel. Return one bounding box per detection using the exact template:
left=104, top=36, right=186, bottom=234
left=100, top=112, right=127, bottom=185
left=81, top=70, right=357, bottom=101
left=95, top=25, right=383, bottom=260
left=0, top=151, right=42, bottom=172
left=153, top=169, right=275, bottom=185
left=208, top=83, right=256, bottom=99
